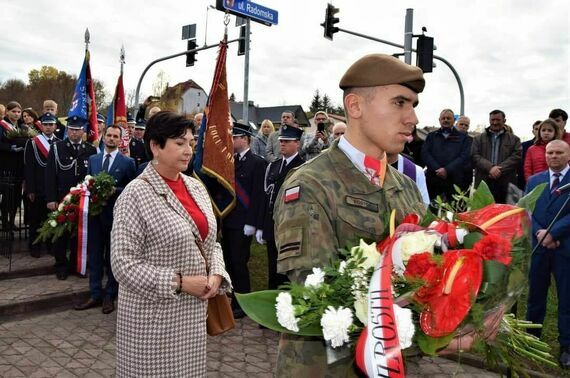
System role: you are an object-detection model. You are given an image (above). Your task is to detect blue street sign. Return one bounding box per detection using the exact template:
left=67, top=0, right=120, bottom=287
left=221, top=0, right=278, bottom=26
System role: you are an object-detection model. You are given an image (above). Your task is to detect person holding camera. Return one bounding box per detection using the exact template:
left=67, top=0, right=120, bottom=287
left=302, top=111, right=330, bottom=161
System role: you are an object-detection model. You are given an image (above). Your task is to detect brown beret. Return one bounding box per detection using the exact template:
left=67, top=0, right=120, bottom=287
left=339, top=54, right=425, bottom=93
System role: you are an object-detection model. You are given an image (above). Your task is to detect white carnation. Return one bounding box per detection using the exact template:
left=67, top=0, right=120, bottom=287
left=304, top=267, right=325, bottom=289
left=84, top=175, right=93, bottom=181
left=49, top=220, right=57, bottom=228
left=63, top=194, right=72, bottom=203
left=338, top=261, right=347, bottom=274
left=57, top=203, right=64, bottom=212
left=394, top=304, right=415, bottom=349
left=275, top=292, right=299, bottom=332
left=321, top=306, right=354, bottom=348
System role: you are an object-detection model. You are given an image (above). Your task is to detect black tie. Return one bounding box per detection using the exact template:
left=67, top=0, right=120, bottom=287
left=73, top=144, right=79, bottom=152
left=279, top=159, right=286, bottom=174
left=47, top=139, right=53, bottom=145
left=552, top=173, right=562, bottom=194
left=102, top=154, right=111, bottom=172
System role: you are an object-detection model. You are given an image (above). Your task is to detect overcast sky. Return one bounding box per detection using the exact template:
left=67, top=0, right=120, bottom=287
left=1, top=0, right=568, bottom=138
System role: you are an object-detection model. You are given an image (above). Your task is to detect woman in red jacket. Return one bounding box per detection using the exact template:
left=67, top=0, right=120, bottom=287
left=524, top=118, right=560, bottom=181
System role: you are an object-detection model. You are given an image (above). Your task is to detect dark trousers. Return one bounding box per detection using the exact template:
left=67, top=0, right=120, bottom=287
left=28, top=196, right=49, bottom=249
left=53, top=233, right=78, bottom=273
left=221, top=227, right=252, bottom=300
left=486, top=179, right=508, bottom=204
left=0, top=179, right=22, bottom=231
left=267, top=240, right=289, bottom=290
left=87, top=217, right=117, bottom=300
left=526, top=250, right=570, bottom=346
left=426, top=171, right=457, bottom=202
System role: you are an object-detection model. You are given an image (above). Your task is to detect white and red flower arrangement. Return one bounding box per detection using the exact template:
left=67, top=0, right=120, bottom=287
left=237, top=182, right=558, bottom=376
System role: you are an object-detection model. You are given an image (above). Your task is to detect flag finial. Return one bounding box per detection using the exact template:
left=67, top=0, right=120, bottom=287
left=84, top=28, right=90, bottom=47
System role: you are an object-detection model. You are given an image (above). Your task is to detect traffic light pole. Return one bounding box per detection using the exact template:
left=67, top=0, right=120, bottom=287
left=336, top=27, right=465, bottom=116
left=404, top=9, right=413, bottom=65
left=242, top=19, right=251, bottom=123
left=134, top=38, right=240, bottom=108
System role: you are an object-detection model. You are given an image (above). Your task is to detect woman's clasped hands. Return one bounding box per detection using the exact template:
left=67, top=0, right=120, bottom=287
left=181, top=275, right=223, bottom=300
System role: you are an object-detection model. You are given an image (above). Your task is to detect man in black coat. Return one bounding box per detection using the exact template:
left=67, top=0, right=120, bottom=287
left=45, top=116, right=97, bottom=280
left=421, top=109, right=471, bottom=201
left=259, top=125, right=304, bottom=289
left=221, top=122, right=266, bottom=318
left=24, top=112, right=60, bottom=257
left=129, top=119, right=148, bottom=169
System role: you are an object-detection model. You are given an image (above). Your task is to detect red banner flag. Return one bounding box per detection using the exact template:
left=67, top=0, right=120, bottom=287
left=193, top=37, right=236, bottom=218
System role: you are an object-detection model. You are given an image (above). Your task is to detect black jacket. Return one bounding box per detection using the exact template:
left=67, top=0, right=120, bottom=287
left=223, top=150, right=267, bottom=230
left=262, top=154, right=304, bottom=240
left=24, top=135, right=60, bottom=197
left=45, top=139, right=97, bottom=202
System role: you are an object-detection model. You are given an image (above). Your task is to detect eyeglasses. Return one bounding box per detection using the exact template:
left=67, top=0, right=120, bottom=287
left=334, top=132, right=345, bottom=136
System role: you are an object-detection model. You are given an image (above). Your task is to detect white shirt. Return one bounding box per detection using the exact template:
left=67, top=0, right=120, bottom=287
left=283, top=152, right=299, bottom=166
left=102, top=149, right=120, bottom=171
left=338, top=136, right=381, bottom=179
left=549, top=166, right=569, bottom=188
left=237, top=148, right=250, bottom=161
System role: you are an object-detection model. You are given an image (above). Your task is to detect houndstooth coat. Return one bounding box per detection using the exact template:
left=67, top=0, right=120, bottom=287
left=111, top=164, right=231, bottom=377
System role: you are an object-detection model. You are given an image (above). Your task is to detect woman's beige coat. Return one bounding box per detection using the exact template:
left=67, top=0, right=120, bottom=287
left=111, top=164, right=231, bottom=377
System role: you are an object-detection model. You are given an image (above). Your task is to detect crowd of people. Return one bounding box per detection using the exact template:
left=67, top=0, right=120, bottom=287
left=1, top=55, right=569, bottom=374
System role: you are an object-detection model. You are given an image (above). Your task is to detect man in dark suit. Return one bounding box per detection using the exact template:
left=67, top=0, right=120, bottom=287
left=75, top=124, right=136, bottom=314
left=45, top=116, right=97, bottom=280
left=259, top=125, right=304, bottom=290
left=221, top=122, right=266, bottom=318
left=24, top=112, right=60, bottom=257
left=129, top=119, right=148, bottom=169
left=525, top=140, right=570, bottom=369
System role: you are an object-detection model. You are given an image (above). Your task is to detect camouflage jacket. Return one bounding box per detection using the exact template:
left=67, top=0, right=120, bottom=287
left=274, top=140, right=425, bottom=283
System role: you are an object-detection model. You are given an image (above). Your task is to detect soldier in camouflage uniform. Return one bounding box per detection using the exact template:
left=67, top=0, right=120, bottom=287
left=273, top=54, right=426, bottom=377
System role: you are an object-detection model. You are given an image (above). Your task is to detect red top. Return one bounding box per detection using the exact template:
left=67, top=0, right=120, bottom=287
left=162, top=175, right=208, bottom=240
left=524, top=142, right=548, bottom=181
left=563, top=132, right=570, bottom=147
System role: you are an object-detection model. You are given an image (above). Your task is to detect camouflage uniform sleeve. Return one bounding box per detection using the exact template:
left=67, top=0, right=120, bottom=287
left=273, top=172, right=335, bottom=284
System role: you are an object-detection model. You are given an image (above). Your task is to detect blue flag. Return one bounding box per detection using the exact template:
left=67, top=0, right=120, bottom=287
left=68, top=50, right=99, bottom=142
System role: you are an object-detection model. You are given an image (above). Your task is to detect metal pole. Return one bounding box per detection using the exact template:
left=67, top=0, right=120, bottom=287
left=134, top=38, right=240, bottom=107
left=337, top=27, right=465, bottom=115
left=242, top=19, right=251, bottom=123
left=404, top=9, right=413, bottom=65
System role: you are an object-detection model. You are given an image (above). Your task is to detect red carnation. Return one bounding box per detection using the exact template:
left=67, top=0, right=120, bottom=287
left=91, top=195, right=99, bottom=203
left=56, top=214, right=66, bottom=224
left=402, top=213, right=420, bottom=225
left=404, top=252, right=438, bottom=279
left=89, top=179, right=95, bottom=186
left=473, top=234, right=512, bottom=265
left=67, top=213, right=77, bottom=223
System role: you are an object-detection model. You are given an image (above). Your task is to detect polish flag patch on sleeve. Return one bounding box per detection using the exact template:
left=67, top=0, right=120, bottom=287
left=284, top=186, right=300, bottom=203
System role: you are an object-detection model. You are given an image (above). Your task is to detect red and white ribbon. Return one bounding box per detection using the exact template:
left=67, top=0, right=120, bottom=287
left=355, top=242, right=405, bottom=377
left=33, top=135, right=50, bottom=158
left=76, top=186, right=90, bottom=275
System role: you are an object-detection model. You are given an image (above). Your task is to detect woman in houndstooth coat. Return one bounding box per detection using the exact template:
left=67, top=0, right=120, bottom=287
left=111, top=112, right=231, bottom=377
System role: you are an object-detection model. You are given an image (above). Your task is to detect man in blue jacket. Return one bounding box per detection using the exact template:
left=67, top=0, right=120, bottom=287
left=525, top=140, right=570, bottom=368
left=421, top=109, right=471, bottom=201
left=75, top=124, right=135, bottom=314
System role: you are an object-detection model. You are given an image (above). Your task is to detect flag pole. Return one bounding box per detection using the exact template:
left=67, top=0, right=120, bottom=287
left=84, top=28, right=90, bottom=52
left=120, top=45, right=125, bottom=74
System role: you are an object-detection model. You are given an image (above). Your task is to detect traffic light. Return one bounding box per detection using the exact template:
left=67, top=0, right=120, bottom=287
left=416, top=35, right=434, bottom=73
left=186, top=39, right=197, bottom=67
left=238, top=25, right=246, bottom=56
left=322, top=4, right=339, bottom=40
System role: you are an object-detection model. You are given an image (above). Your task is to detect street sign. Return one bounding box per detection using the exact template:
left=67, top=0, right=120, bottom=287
left=182, top=24, right=196, bottom=40
left=216, top=0, right=278, bottom=26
